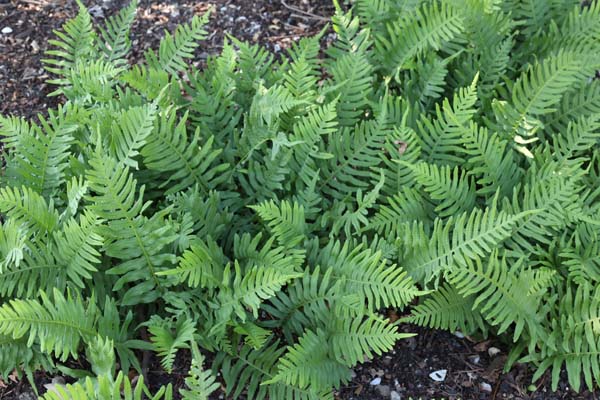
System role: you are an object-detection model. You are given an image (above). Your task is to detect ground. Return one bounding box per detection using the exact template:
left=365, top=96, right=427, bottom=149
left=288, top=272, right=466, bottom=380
left=0, top=1, right=598, bottom=399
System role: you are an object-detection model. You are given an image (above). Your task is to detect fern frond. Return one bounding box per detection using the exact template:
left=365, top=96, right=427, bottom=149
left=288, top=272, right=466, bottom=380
left=266, top=330, right=351, bottom=390
left=316, top=241, right=421, bottom=310
left=98, top=0, right=138, bottom=66
left=107, top=104, right=157, bottom=169
left=418, top=76, right=479, bottom=166
left=403, top=283, right=486, bottom=334
left=0, top=186, right=59, bottom=235
left=448, top=252, right=547, bottom=345
left=141, top=110, right=229, bottom=194
left=330, top=315, right=411, bottom=366
left=86, top=155, right=177, bottom=305
left=3, top=106, right=77, bottom=197
left=43, top=0, right=97, bottom=90
left=180, top=342, right=219, bottom=400
left=407, top=162, right=476, bottom=218
left=262, top=267, right=361, bottom=341
left=399, top=203, right=533, bottom=283
left=0, top=289, right=97, bottom=361
left=250, top=200, right=307, bottom=248
left=41, top=372, right=173, bottom=400
left=146, top=315, right=195, bottom=373
left=368, top=188, right=434, bottom=238
left=525, top=284, right=600, bottom=392
left=376, top=1, right=463, bottom=76
left=146, top=12, right=210, bottom=75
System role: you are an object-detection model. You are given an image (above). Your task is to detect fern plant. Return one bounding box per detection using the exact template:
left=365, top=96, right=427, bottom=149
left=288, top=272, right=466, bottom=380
left=2, top=0, right=600, bottom=397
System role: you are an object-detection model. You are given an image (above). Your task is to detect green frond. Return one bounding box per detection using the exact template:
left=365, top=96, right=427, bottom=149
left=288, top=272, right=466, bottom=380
left=406, top=54, right=450, bottom=107
left=41, top=372, right=173, bottom=400
left=462, top=123, right=522, bottom=197
left=544, top=80, right=600, bottom=135
left=561, top=241, right=600, bottom=285
left=3, top=106, right=78, bottom=197
left=328, top=51, right=374, bottom=127
left=146, top=12, right=210, bottom=75
left=249, top=83, right=302, bottom=127
left=216, top=341, right=330, bottom=400
left=319, top=119, right=388, bottom=199
left=266, top=330, right=351, bottom=390
left=368, top=188, right=434, bottom=238
left=185, top=43, right=240, bottom=145
left=283, top=35, right=322, bottom=108
left=146, top=315, right=195, bottom=373
left=63, top=59, right=123, bottom=102
left=98, top=0, right=138, bottom=66
left=316, top=241, right=421, bottom=310
left=328, top=171, right=385, bottom=236
left=159, top=238, right=224, bottom=289
left=550, top=115, right=600, bottom=166
left=448, top=252, right=547, bottom=345
left=263, top=267, right=361, bottom=341
left=141, top=110, right=229, bottom=194
left=407, top=162, right=476, bottom=218
left=43, top=0, right=97, bottom=90
left=288, top=101, right=338, bottom=187
left=327, top=7, right=372, bottom=60
left=0, top=186, right=59, bottom=235
left=375, top=1, right=464, bottom=76
left=107, top=103, right=157, bottom=169
left=0, top=335, right=51, bottom=379
left=399, top=203, right=533, bottom=283
left=217, top=262, right=302, bottom=322
left=0, top=289, right=97, bottom=361
left=180, top=342, right=219, bottom=400
left=250, top=200, right=307, bottom=248
left=502, top=163, right=585, bottom=252
left=330, top=315, right=411, bottom=366
left=525, top=284, right=600, bottom=392
left=498, top=51, right=598, bottom=139
left=403, top=283, right=486, bottom=335
left=52, top=211, right=103, bottom=288
left=86, top=155, right=177, bottom=305
left=0, top=219, right=27, bottom=271
left=418, top=77, right=479, bottom=166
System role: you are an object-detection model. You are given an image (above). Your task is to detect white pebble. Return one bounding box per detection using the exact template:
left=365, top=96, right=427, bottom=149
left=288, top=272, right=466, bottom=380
left=370, top=377, right=382, bottom=386
left=429, top=369, right=447, bottom=382
left=1, top=27, right=13, bottom=34
left=390, top=390, right=402, bottom=400
left=480, top=382, right=492, bottom=392
left=453, top=331, right=465, bottom=338
left=488, top=347, right=501, bottom=357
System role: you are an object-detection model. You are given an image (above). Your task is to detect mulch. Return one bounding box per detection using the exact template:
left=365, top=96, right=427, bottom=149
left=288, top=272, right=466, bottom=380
left=0, top=1, right=598, bottom=399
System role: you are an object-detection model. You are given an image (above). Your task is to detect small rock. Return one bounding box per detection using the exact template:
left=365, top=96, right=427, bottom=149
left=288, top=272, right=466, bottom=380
left=376, top=385, right=391, bottom=397
left=88, top=5, right=105, bottom=18
left=480, top=382, right=492, bottom=392
left=488, top=347, right=501, bottom=357
left=369, top=377, right=382, bottom=386
left=429, top=369, right=447, bottom=382
left=453, top=331, right=465, bottom=338
left=468, top=355, right=481, bottom=364
left=390, top=391, right=402, bottom=400
left=1, top=27, right=13, bottom=34
left=18, top=393, right=36, bottom=400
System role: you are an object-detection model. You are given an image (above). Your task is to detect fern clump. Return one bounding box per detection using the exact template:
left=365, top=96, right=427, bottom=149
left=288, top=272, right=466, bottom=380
left=1, top=0, right=600, bottom=397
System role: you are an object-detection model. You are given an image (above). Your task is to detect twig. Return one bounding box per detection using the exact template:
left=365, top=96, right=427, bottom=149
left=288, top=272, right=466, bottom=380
left=280, top=0, right=328, bottom=22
